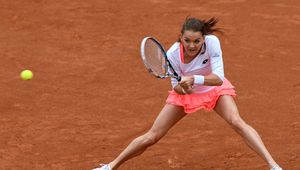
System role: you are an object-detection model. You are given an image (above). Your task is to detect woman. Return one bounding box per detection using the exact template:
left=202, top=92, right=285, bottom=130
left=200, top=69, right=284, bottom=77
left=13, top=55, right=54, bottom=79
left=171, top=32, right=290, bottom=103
left=94, top=17, right=282, bottom=170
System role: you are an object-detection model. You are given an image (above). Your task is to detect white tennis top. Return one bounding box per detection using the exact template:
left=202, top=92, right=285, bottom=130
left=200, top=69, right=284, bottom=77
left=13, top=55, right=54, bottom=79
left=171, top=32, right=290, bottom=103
left=167, top=35, right=225, bottom=94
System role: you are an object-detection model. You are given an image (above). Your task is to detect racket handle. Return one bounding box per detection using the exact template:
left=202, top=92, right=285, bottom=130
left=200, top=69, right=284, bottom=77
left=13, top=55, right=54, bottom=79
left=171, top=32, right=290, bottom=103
left=176, top=76, right=181, bottom=82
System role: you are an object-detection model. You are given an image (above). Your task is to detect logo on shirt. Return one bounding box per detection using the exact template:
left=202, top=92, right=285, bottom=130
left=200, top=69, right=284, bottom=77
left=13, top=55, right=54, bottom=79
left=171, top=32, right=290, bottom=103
left=202, top=59, right=209, bottom=64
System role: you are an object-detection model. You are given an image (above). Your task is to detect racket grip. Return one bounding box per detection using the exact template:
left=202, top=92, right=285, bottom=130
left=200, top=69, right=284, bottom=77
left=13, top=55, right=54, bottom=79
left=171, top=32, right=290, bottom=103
left=176, top=76, right=181, bottom=82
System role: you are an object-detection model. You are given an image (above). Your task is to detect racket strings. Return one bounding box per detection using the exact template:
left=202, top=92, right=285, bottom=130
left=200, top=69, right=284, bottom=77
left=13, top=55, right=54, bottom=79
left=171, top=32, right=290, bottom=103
left=143, top=40, right=166, bottom=76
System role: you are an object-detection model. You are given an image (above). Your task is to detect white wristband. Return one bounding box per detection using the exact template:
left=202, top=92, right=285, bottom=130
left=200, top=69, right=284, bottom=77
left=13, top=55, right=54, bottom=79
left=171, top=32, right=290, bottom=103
left=194, top=75, right=205, bottom=85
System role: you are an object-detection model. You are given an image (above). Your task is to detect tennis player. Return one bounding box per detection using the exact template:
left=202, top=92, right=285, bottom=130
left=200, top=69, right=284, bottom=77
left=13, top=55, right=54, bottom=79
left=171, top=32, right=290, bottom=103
left=93, top=17, right=282, bottom=170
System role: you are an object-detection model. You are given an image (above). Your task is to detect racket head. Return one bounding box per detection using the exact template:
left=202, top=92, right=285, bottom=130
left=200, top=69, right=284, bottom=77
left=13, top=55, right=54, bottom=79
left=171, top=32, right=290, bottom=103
left=140, top=37, right=168, bottom=78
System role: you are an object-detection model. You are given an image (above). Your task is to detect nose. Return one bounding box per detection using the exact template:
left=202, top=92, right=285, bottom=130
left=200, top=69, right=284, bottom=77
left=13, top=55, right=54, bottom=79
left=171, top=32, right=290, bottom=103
left=189, top=43, right=195, bottom=48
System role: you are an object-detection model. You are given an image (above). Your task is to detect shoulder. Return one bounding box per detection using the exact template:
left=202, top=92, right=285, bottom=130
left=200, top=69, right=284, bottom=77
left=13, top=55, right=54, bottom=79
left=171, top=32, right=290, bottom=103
left=205, top=34, right=220, bottom=44
left=205, top=35, right=222, bottom=56
left=167, top=42, right=180, bottom=57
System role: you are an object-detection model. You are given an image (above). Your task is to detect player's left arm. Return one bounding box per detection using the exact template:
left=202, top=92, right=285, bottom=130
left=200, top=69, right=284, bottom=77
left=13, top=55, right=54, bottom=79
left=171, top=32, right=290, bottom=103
left=206, top=35, right=225, bottom=86
left=180, top=73, right=222, bottom=88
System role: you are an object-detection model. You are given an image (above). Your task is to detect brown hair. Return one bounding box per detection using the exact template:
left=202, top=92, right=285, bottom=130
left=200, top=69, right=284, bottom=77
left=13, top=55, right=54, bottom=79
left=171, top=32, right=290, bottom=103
left=178, top=17, right=222, bottom=41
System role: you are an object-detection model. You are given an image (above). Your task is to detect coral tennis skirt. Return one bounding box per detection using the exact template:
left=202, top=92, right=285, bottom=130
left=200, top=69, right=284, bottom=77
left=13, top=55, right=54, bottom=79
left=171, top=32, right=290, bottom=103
left=166, top=78, right=236, bottom=114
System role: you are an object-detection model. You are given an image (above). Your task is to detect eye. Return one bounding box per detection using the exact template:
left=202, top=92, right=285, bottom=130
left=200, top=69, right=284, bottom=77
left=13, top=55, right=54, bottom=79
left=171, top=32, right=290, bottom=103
left=184, top=39, right=190, bottom=43
left=194, top=39, right=200, bottom=44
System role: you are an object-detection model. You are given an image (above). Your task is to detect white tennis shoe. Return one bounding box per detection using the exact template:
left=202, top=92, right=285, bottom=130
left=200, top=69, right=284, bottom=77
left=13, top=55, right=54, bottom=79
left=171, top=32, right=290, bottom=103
left=92, top=164, right=111, bottom=170
left=270, top=165, right=282, bottom=170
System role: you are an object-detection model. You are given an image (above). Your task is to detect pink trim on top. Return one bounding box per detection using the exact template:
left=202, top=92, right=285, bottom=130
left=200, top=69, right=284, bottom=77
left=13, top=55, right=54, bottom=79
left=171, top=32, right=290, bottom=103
left=180, top=43, right=184, bottom=63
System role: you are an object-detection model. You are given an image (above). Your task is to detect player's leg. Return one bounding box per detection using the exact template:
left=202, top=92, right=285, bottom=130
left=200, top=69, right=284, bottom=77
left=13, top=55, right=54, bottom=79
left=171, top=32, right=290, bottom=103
left=213, top=95, right=280, bottom=169
left=108, top=104, right=186, bottom=169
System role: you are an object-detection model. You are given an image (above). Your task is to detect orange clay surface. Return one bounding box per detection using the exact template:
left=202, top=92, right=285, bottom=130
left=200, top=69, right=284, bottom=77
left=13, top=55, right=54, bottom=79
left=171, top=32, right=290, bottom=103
left=0, top=0, right=299, bottom=169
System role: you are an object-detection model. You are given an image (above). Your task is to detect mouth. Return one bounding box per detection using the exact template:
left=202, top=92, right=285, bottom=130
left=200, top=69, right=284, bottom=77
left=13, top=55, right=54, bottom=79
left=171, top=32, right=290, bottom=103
left=188, top=49, right=197, bottom=53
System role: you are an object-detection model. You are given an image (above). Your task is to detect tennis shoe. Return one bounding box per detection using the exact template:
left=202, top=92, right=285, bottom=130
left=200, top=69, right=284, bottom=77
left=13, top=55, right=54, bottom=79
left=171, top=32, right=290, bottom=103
left=270, top=165, right=282, bottom=170
left=92, top=164, right=111, bottom=170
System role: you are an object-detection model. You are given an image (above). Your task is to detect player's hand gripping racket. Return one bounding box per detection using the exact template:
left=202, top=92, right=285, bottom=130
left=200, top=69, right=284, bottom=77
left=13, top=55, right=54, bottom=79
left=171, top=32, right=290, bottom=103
left=140, top=37, right=181, bottom=81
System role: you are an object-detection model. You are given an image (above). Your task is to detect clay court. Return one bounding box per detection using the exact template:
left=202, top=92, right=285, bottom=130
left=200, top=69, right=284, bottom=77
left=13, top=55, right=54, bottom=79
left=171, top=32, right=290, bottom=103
left=1, top=0, right=299, bottom=169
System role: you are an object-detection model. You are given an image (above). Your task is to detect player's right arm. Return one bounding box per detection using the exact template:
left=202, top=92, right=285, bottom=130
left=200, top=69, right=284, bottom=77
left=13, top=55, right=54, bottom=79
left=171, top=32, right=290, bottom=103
left=167, top=44, right=186, bottom=95
left=173, top=84, right=193, bottom=95
left=173, top=85, right=185, bottom=95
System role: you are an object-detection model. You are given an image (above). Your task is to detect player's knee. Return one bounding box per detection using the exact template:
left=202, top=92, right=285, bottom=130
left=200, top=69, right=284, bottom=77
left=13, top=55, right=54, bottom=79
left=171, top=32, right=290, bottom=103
left=143, top=131, right=163, bottom=146
left=229, top=116, right=246, bottom=131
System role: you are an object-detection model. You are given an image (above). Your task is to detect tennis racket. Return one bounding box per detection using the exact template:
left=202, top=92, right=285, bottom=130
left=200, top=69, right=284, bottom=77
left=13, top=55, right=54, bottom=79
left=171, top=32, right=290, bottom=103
left=140, top=37, right=181, bottom=81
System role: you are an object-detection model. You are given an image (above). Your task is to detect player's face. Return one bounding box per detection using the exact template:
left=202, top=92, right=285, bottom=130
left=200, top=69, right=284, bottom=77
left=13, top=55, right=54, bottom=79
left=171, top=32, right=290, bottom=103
left=180, top=30, right=204, bottom=58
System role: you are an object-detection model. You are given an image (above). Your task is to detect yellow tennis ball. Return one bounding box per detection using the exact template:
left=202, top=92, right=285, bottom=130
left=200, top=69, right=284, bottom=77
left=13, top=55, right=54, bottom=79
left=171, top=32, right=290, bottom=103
left=20, top=70, right=33, bottom=80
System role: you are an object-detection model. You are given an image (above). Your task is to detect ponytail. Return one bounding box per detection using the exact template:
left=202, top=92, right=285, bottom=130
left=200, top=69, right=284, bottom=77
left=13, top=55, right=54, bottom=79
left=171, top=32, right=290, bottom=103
left=202, top=17, right=222, bottom=35
left=180, top=17, right=222, bottom=36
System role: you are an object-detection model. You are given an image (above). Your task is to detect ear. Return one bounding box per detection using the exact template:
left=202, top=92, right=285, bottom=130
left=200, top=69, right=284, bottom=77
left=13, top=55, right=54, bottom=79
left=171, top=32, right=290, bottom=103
left=179, top=34, right=183, bottom=42
left=200, top=32, right=205, bottom=39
